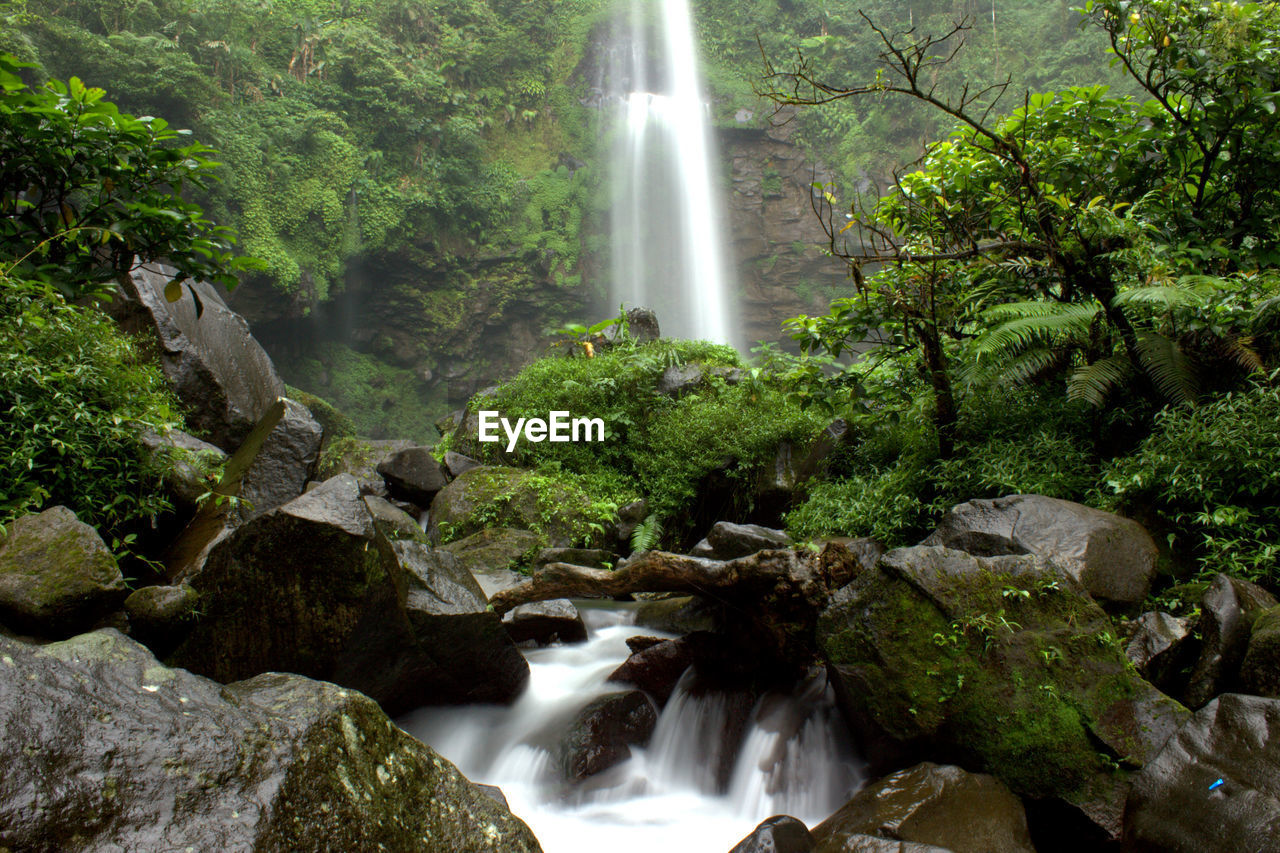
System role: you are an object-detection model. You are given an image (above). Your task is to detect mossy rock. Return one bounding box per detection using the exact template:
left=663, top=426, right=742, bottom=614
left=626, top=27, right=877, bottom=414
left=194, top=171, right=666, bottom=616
left=429, top=466, right=612, bottom=549
left=818, top=545, right=1188, bottom=839
left=440, top=528, right=542, bottom=596
left=0, top=505, right=127, bottom=638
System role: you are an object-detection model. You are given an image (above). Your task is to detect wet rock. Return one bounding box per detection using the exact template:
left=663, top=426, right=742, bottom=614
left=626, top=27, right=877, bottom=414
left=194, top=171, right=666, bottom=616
left=730, top=815, right=815, bottom=853
left=237, top=397, right=323, bottom=519
left=139, top=427, right=226, bottom=508
left=922, top=494, right=1158, bottom=609
left=111, top=265, right=286, bottom=452
left=818, top=538, right=886, bottom=592
left=440, top=527, right=540, bottom=597
left=377, top=445, right=450, bottom=505
left=818, top=838, right=952, bottom=852
left=635, top=595, right=717, bottom=635
left=695, top=521, right=793, bottom=560
left=536, top=547, right=614, bottom=568
left=1184, top=574, right=1278, bottom=708
left=123, top=583, right=199, bottom=654
left=1242, top=606, right=1280, bottom=699
left=316, top=437, right=414, bottom=495
left=1124, top=693, right=1280, bottom=852
left=444, top=450, right=481, bottom=478
left=362, top=495, right=426, bottom=542
left=1124, top=611, right=1194, bottom=689
left=558, top=690, right=658, bottom=780
left=170, top=474, right=528, bottom=714
left=756, top=420, right=852, bottom=516
left=608, top=636, right=695, bottom=706
left=812, top=762, right=1034, bottom=853
left=623, top=306, right=661, bottom=342
left=0, top=629, right=543, bottom=853
left=657, top=363, right=708, bottom=398
left=503, top=599, right=588, bottom=646
left=818, top=546, right=1188, bottom=840
left=0, top=506, right=126, bottom=638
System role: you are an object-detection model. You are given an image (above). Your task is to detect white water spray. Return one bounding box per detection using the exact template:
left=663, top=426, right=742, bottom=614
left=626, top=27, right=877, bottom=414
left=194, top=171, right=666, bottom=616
left=608, top=0, right=738, bottom=348
left=401, top=607, right=862, bottom=852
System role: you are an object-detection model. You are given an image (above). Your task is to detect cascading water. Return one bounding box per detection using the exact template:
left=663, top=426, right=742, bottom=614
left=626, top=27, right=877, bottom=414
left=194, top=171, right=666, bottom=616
left=607, top=0, right=739, bottom=349
left=401, top=606, right=862, bottom=852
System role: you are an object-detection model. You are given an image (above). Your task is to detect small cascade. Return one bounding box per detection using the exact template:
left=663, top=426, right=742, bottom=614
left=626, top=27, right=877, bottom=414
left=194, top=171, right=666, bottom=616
left=606, top=0, right=738, bottom=348
left=400, top=606, right=862, bottom=853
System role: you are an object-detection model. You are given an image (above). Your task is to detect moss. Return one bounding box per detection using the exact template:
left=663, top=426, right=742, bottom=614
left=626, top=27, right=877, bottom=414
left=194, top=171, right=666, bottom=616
left=287, top=386, right=357, bottom=447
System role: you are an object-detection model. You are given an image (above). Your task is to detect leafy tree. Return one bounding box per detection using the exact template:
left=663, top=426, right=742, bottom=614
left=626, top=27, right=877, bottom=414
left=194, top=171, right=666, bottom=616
left=763, top=2, right=1280, bottom=456
left=0, top=53, right=257, bottom=298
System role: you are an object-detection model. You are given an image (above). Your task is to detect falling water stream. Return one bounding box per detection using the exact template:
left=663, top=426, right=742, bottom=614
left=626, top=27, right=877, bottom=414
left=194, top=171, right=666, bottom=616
left=401, top=605, right=862, bottom=853
left=607, top=0, right=738, bottom=348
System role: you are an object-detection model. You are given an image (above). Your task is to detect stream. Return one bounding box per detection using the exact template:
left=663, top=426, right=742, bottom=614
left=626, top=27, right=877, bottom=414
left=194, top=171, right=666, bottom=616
left=401, top=604, right=863, bottom=852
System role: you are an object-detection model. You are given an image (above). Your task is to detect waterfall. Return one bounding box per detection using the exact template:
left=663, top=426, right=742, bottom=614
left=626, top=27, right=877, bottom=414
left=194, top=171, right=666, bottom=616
left=401, top=606, right=863, bottom=852
left=607, top=0, right=739, bottom=349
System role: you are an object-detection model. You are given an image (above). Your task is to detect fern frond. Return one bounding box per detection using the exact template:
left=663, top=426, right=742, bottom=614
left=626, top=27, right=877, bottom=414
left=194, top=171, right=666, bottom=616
left=1112, top=284, right=1208, bottom=310
left=1220, top=336, right=1265, bottom=373
left=1067, top=355, right=1132, bottom=407
left=1136, top=332, right=1198, bottom=405
left=974, top=302, right=1099, bottom=356
left=630, top=513, right=663, bottom=553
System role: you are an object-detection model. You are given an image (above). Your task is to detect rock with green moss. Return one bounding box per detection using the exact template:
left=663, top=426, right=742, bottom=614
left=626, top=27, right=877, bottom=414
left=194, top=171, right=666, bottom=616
left=140, top=427, right=227, bottom=508
left=378, top=445, right=450, bottom=505
left=0, top=629, right=542, bottom=852
left=811, top=762, right=1034, bottom=853
left=0, top=506, right=127, bottom=638
left=922, top=494, right=1158, bottom=610
left=1184, top=574, right=1278, bottom=708
left=170, top=474, right=528, bottom=714
left=1240, top=605, right=1280, bottom=699
left=818, top=545, right=1188, bottom=840
left=124, top=583, right=200, bottom=655
left=441, top=528, right=542, bottom=596
left=429, top=466, right=611, bottom=548
left=317, top=436, right=415, bottom=494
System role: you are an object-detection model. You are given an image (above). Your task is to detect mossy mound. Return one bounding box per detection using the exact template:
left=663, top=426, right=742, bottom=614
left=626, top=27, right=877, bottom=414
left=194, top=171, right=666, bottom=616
left=429, top=465, right=635, bottom=549
left=819, top=546, right=1188, bottom=837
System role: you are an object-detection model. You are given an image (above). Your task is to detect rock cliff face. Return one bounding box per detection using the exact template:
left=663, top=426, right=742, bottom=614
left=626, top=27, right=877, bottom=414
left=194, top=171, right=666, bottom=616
left=720, top=117, right=851, bottom=347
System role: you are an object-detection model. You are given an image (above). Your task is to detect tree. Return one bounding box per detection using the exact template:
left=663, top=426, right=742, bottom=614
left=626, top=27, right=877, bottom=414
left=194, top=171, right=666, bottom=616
left=760, top=2, right=1280, bottom=454
left=0, top=53, right=257, bottom=299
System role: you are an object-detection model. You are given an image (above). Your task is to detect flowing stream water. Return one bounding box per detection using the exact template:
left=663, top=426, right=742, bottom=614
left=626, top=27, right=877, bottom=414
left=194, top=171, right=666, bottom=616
left=401, top=605, right=862, bottom=852
left=606, top=0, right=738, bottom=349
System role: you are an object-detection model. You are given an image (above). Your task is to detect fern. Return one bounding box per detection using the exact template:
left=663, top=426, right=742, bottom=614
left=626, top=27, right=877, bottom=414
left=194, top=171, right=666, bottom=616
left=974, top=302, right=1100, bottom=357
left=1067, top=354, right=1132, bottom=407
left=1136, top=332, right=1198, bottom=405
left=630, top=513, right=663, bottom=553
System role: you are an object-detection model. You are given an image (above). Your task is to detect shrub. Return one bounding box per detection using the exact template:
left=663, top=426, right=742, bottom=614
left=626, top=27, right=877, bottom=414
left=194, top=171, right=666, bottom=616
left=1101, top=378, right=1280, bottom=589
left=0, top=279, right=179, bottom=535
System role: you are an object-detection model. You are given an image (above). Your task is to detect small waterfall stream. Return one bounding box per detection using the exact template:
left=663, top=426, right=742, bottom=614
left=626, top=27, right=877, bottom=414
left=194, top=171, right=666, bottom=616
left=401, top=606, right=862, bottom=852
left=606, top=0, right=738, bottom=348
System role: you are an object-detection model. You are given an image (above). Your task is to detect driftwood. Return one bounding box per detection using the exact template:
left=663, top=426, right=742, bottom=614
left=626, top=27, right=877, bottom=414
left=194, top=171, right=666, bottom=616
left=488, top=544, right=877, bottom=615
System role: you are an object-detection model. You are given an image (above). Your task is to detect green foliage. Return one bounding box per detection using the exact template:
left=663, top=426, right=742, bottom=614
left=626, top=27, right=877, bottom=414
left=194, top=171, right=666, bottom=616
left=472, top=338, right=824, bottom=530
left=1102, top=378, right=1280, bottom=588
left=0, top=53, right=256, bottom=297
left=0, top=277, right=178, bottom=534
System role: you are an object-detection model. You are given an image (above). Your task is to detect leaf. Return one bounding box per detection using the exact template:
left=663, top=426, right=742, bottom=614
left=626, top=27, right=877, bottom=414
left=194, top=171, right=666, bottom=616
left=163, top=280, right=183, bottom=303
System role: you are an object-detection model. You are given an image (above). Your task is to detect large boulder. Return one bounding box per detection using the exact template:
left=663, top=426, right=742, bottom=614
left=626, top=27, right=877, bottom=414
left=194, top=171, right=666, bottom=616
left=818, top=546, right=1187, bottom=839
left=811, top=763, right=1034, bottom=853
left=377, top=445, right=450, bottom=505
left=503, top=599, right=588, bottom=646
left=0, top=629, right=542, bottom=852
left=730, top=815, right=815, bottom=853
left=316, top=437, right=415, bottom=495
left=112, top=265, right=285, bottom=452
left=1124, top=693, right=1280, bottom=852
left=556, top=690, right=658, bottom=781
left=237, top=397, right=323, bottom=519
left=692, top=521, right=793, bottom=560
left=1241, top=605, right=1280, bottom=699
left=922, top=494, right=1158, bottom=609
left=123, top=583, right=200, bottom=655
left=1184, top=574, right=1278, bottom=708
left=0, top=506, right=126, bottom=638
left=169, top=474, right=528, bottom=714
